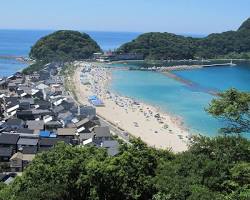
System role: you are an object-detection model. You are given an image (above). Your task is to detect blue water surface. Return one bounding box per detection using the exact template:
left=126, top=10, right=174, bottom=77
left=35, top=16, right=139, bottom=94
left=0, top=29, right=140, bottom=77
left=110, top=62, right=250, bottom=136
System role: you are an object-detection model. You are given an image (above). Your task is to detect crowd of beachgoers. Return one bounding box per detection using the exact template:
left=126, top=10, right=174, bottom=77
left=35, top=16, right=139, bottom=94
left=72, top=61, right=190, bottom=152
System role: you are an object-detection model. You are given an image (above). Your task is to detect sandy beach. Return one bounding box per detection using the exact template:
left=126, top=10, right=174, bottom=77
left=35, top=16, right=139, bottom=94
left=72, top=61, right=190, bottom=152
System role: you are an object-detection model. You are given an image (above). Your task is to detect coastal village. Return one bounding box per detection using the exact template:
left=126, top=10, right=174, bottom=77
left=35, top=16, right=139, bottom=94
left=0, top=62, right=120, bottom=184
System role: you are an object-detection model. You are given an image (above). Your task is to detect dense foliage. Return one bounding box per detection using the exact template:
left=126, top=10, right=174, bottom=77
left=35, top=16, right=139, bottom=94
left=117, top=32, right=196, bottom=60
left=22, top=61, right=47, bottom=74
left=0, top=136, right=249, bottom=200
left=207, top=88, right=250, bottom=134
left=118, top=18, right=250, bottom=60
left=238, top=18, right=250, bottom=31
left=29, top=30, right=101, bottom=62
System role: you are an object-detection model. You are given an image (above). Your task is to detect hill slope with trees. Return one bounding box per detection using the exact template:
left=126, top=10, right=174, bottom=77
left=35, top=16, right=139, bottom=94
left=0, top=136, right=249, bottom=200
left=118, top=18, right=250, bottom=60
left=29, top=30, right=101, bottom=62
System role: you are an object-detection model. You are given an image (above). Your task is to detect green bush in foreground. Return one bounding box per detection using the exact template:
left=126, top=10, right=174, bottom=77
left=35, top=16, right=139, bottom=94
left=0, top=135, right=249, bottom=200
left=207, top=88, right=250, bottom=134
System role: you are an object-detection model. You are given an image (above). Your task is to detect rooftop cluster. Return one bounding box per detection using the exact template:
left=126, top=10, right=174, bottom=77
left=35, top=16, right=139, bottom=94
left=0, top=63, right=119, bottom=182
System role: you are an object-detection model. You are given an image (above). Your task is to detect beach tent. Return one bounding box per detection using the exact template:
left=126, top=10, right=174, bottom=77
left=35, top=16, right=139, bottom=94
left=88, top=95, right=98, bottom=101
left=91, top=99, right=104, bottom=107
left=39, top=130, right=50, bottom=138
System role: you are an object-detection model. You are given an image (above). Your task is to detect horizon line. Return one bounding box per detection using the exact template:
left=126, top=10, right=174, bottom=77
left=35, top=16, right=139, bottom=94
left=0, top=28, right=208, bottom=37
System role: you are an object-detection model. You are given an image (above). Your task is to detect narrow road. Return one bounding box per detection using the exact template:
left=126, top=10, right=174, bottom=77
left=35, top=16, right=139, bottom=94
left=67, top=88, right=130, bottom=144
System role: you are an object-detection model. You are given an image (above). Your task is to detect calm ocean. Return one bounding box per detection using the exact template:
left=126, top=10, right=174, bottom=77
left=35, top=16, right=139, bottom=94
left=110, top=61, right=250, bottom=136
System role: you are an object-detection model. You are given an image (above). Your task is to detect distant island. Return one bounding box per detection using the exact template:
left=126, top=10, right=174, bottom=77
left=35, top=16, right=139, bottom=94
left=29, top=30, right=101, bottom=62
left=23, top=30, right=101, bottom=74
left=117, top=18, right=250, bottom=60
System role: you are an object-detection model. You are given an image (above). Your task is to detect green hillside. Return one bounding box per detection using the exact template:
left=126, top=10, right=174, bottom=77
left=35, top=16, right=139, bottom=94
left=118, top=18, right=250, bottom=60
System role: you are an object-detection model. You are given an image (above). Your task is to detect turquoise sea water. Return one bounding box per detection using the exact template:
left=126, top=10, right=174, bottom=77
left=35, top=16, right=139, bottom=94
left=110, top=62, right=250, bottom=136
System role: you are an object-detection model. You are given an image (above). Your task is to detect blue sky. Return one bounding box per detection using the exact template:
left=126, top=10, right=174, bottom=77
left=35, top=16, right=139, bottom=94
left=0, top=0, right=249, bottom=34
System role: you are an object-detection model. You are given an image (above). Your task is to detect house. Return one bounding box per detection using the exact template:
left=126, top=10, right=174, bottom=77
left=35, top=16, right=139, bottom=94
left=19, top=101, right=31, bottom=110
left=10, top=152, right=35, bottom=172
left=45, top=121, right=62, bottom=130
left=56, top=128, right=76, bottom=139
left=38, top=71, right=50, bottom=81
left=0, top=79, right=8, bottom=90
left=4, top=176, right=15, bottom=185
left=32, top=90, right=44, bottom=99
left=17, top=110, right=35, bottom=120
left=17, top=137, right=39, bottom=150
left=82, top=137, right=95, bottom=146
left=75, top=118, right=97, bottom=132
left=8, top=83, right=17, bottom=92
left=39, top=130, right=52, bottom=138
left=0, top=147, right=13, bottom=162
left=19, top=98, right=34, bottom=109
left=34, top=99, right=51, bottom=110
left=36, top=83, right=49, bottom=90
left=100, top=140, right=119, bottom=156
left=53, top=105, right=65, bottom=114
left=0, top=173, right=17, bottom=184
left=26, top=120, right=44, bottom=131
left=15, top=128, right=37, bottom=139
left=112, top=53, right=144, bottom=61
left=58, top=111, right=74, bottom=126
left=5, top=119, right=24, bottom=130
left=39, top=138, right=71, bottom=150
left=6, top=104, right=19, bottom=117
left=93, top=126, right=111, bottom=141
left=22, top=146, right=38, bottom=154
left=16, top=89, right=24, bottom=96
left=78, top=106, right=96, bottom=119
left=79, top=132, right=93, bottom=142
left=28, top=72, right=40, bottom=81
left=4, top=96, right=19, bottom=105
left=61, top=101, right=76, bottom=112
left=16, top=128, right=35, bottom=135
left=32, top=109, right=53, bottom=118
left=0, top=133, right=20, bottom=152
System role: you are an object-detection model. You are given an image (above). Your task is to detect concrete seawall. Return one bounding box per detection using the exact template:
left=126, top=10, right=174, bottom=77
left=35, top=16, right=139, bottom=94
left=161, top=62, right=235, bottom=71
left=163, top=71, right=219, bottom=96
left=0, top=55, right=29, bottom=63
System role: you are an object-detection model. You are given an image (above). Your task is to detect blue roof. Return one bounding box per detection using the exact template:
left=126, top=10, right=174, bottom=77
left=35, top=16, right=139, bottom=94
left=91, top=99, right=104, bottom=106
left=88, top=95, right=98, bottom=101
left=39, top=130, right=50, bottom=137
left=49, top=134, right=57, bottom=138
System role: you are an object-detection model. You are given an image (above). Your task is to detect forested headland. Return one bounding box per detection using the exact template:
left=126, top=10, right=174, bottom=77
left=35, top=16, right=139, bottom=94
left=118, top=18, right=250, bottom=60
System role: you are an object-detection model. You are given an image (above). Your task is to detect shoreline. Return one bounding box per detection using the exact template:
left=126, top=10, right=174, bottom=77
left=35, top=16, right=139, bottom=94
left=71, top=61, right=190, bottom=152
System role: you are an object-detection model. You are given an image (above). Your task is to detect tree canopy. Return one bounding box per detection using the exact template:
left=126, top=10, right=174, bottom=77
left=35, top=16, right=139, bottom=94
left=238, top=18, right=250, bottom=31
left=29, top=30, right=101, bottom=62
left=0, top=136, right=249, bottom=200
left=206, top=88, right=250, bottom=134
left=117, top=18, right=250, bottom=60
